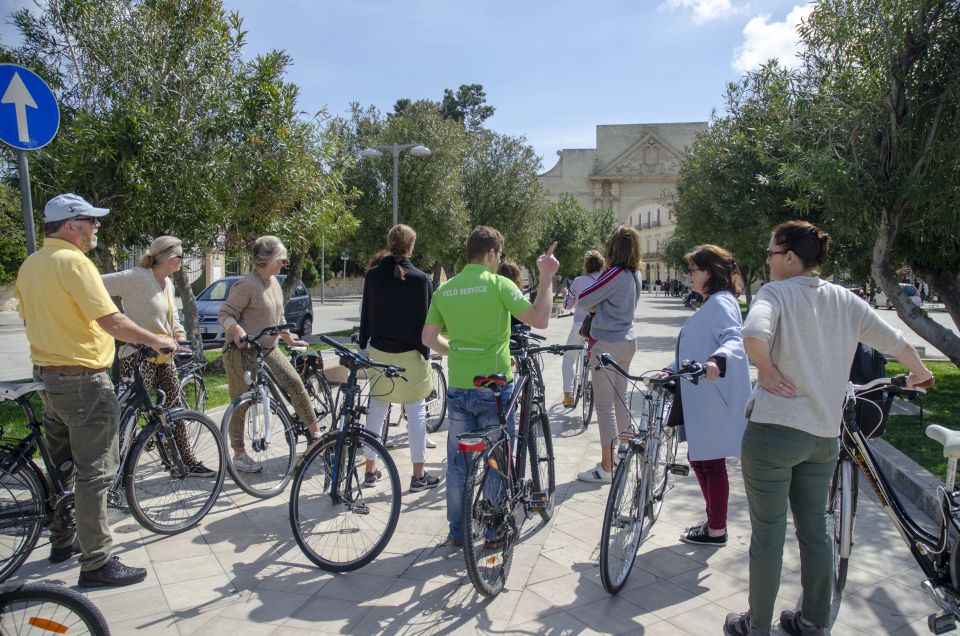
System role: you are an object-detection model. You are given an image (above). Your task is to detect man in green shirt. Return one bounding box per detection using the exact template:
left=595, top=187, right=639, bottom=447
left=422, top=226, right=558, bottom=545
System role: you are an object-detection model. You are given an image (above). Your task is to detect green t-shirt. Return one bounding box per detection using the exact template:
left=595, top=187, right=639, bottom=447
left=425, top=264, right=533, bottom=389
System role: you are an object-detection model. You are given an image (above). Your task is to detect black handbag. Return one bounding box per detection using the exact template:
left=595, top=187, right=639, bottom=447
left=579, top=311, right=594, bottom=339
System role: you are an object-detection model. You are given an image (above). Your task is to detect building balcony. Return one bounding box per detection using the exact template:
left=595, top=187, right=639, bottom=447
left=643, top=251, right=663, bottom=260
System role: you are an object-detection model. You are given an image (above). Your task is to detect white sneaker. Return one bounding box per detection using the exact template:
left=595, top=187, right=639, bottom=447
left=233, top=452, right=262, bottom=473
left=577, top=463, right=611, bottom=483
left=425, top=436, right=437, bottom=449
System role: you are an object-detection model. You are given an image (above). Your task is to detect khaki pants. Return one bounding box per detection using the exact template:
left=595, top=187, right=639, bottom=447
left=590, top=339, right=636, bottom=448
left=34, top=368, right=120, bottom=571
left=223, top=346, right=316, bottom=452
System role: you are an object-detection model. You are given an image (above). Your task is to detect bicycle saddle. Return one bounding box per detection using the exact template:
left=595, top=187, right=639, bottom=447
left=0, top=382, right=44, bottom=401
left=473, top=373, right=507, bottom=389
left=926, top=425, right=960, bottom=459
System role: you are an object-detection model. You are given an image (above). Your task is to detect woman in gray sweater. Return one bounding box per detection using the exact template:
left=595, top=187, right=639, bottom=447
left=724, top=221, right=934, bottom=636
left=576, top=226, right=642, bottom=483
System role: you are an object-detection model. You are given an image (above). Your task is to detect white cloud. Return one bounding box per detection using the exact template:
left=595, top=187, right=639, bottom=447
left=665, top=0, right=740, bottom=24
left=732, top=3, right=813, bottom=72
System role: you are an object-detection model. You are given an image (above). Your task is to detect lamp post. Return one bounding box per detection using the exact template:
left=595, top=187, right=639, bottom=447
left=360, top=143, right=432, bottom=226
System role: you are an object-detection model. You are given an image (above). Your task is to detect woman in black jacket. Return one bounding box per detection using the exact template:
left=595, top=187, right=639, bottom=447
left=359, top=224, right=440, bottom=492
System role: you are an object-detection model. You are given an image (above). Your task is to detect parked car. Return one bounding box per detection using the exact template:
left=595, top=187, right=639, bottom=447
left=873, top=283, right=922, bottom=310
left=185, top=275, right=313, bottom=348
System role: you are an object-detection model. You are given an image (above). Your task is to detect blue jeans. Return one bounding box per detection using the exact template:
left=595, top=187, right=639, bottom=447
left=446, top=383, right=515, bottom=540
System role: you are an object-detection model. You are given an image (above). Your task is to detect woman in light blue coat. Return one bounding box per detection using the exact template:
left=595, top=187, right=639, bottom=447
left=662, top=244, right=751, bottom=547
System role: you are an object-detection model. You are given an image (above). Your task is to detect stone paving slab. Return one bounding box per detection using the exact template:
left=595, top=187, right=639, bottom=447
left=7, top=295, right=943, bottom=634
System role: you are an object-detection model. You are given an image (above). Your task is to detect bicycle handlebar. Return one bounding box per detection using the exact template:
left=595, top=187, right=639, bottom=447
left=318, top=335, right=405, bottom=376
left=527, top=344, right=584, bottom=356
left=852, top=375, right=927, bottom=396
left=595, top=353, right=706, bottom=385
left=240, top=323, right=296, bottom=345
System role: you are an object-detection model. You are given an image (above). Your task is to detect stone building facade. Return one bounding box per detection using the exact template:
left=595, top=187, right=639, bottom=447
left=539, top=122, right=707, bottom=285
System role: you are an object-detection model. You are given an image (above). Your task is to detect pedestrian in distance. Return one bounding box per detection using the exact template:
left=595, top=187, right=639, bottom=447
left=723, top=220, right=935, bottom=636
left=421, top=226, right=559, bottom=546
left=219, top=236, right=323, bottom=473
left=655, top=244, right=751, bottom=547
left=102, top=235, right=215, bottom=477
left=16, top=193, right=178, bottom=587
left=560, top=250, right=604, bottom=408
left=359, top=224, right=440, bottom=492
left=576, top=226, right=642, bottom=483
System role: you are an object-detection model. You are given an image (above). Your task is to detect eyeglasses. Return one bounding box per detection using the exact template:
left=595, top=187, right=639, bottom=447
left=72, top=216, right=101, bottom=225
left=687, top=266, right=701, bottom=274
left=493, top=249, right=505, bottom=259
left=173, top=254, right=184, bottom=261
left=765, top=248, right=788, bottom=257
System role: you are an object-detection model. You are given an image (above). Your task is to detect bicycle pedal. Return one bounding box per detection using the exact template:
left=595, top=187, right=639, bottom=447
left=528, top=492, right=547, bottom=512
left=667, top=463, right=690, bottom=476
left=928, top=612, right=956, bottom=634
left=351, top=503, right=370, bottom=516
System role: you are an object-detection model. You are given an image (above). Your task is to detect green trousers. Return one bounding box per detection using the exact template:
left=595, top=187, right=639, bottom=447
left=740, top=421, right=838, bottom=630
left=34, top=368, right=120, bottom=571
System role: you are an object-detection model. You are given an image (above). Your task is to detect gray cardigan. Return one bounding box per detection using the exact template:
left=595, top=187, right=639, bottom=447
left=741, top=276, right=906, bottom=438
left=577, top=266, right=640, bottom=341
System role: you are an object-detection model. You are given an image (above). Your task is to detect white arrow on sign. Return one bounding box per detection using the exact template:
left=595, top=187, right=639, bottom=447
left=1, top=72, right=38, bottom=143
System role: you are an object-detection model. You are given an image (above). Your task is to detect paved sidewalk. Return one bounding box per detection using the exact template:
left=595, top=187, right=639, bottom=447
left=8, top=295, right=940, bottom=634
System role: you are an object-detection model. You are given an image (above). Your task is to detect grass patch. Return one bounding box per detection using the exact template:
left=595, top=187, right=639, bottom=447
left=883, top=360, right=960, bottom=481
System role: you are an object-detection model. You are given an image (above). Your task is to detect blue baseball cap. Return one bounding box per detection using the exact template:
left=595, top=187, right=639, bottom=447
left=43, top=193, right=110, bottom=222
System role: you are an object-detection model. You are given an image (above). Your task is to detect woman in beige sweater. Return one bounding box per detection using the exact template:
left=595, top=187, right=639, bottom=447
left=102, top=235, right=212, bottom=476
left=219, top=236, right=321, bottom=473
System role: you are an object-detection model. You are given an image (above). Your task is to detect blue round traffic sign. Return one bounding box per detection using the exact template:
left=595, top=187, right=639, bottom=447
left=0, top=64, right=60, bottom=150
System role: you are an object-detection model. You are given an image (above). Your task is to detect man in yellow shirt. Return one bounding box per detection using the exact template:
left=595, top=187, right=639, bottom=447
left=16, top=193, right=177, bottom=588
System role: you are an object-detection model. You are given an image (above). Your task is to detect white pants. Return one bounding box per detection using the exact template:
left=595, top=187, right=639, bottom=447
left=365, top=398, right=427, bottom=464
left=561, top=320, right=585, bottom=393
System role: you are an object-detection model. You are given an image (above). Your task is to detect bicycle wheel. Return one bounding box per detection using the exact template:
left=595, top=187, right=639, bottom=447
left=0, top=582, right=110, bottom=636
left=581, top=378, right=594, bottom=427
left=463, top=449, right=513, bottom=597
left=600, top=443, right=649, bottom=594
left=221, top=395, right=298, bottom=498
left=379, top=404, right=397, bottom=449
left=179, top=373, right=207, bottom=412
left=125, top=411, right=226, bottom=535
left=648, top=424, right=679, bottom=523
left=289, top=432, right=401, bottom=572
left=0, top=460, right=45, bottom=583
left=303, top=369, right=336, bottom=431
left=527, top=402, right=556, bottom=522
left=829, top=459, right=858, bottom=592
left=425, top=363, right=448, bottom=433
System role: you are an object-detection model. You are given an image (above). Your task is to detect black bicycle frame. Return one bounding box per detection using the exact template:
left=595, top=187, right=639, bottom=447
left=842, top=403, right=956, bottom=585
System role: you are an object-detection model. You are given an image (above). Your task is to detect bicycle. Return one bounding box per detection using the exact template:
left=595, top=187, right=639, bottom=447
left=456, top=326, right=580, bottom=596
left=826, top=374, right=960, bottom=633
left=288, top=334, right=402, bottom=572
left=174, top=349, right=207, bottom=412
left=577, top=340, right=596, bottom=427
left=220, top=324, right=332, bottom=498
left=111, top=344, right=226, bottom=534
left=377, top=354, right=448, bottom=447
left=594, top=355, right=705, bottom=594
left=0, top=581, right=110, bottom=635
left=285, top=342, right=337, bottom=436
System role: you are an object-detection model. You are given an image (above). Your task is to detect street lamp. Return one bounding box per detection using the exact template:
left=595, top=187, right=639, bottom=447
left=360, top=143, right=432, bottom=226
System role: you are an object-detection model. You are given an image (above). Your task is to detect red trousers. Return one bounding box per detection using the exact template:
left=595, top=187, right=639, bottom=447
left=690, top=457, right=729, bottom=530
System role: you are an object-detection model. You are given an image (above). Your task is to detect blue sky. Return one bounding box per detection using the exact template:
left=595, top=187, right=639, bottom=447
left=2, top=0, right=812, bottom=170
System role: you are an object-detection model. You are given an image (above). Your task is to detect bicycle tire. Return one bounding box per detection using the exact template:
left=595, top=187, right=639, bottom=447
left=648, top=422, right=679, bottom=523
left=425, top=363, right=448, bottom=433
left=0, top=581, right=110, bottom=636
left=379, top=403, right=397, bottom=449
left=527, top=402, right=556, bottom=522
left=600, top=443, right=649, bottom=594
left=829, top=459, right=857, bottom=592
left=582, top=379, right=594, bottom=427
left=125, top=410, right=226, bottom=534
left=462, top=451, right=513, bottom=597
left=179, top=373, right=207, bottom=412
left=289, top=432, right=401, bottom=572
left=221, top=395, right=298, bottom=498
left=303, top=369, right=336, bottom=431
left=0, top=459, right=45, bottom=583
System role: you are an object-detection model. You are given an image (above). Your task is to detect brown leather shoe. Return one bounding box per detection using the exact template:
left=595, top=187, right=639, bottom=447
left=562, top=392, right=575, bottom=408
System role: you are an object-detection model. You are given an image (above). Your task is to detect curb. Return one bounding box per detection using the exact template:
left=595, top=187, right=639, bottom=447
left=870, top=437, right=945, bottom=522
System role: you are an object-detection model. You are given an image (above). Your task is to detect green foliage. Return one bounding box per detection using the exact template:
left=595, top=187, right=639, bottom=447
left=440, top=84, right=496, bottom=130
left=0, top=183, right=27, bottom=284
left=536, top=195, right=616, bottom=280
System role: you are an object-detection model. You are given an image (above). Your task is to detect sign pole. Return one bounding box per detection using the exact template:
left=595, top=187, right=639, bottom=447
left=15, top=150, right=36, bottom=254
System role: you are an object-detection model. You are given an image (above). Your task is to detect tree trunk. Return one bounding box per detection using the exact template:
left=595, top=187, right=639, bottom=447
left=872, top=207, right=960, bottom=365
left=281, top=251, right=305, bottom=305
left=742, top=270, right=754, bottom=308
left=172, top=268, right=205, bottom=364
left=432, top=259, right=442, bottom=289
